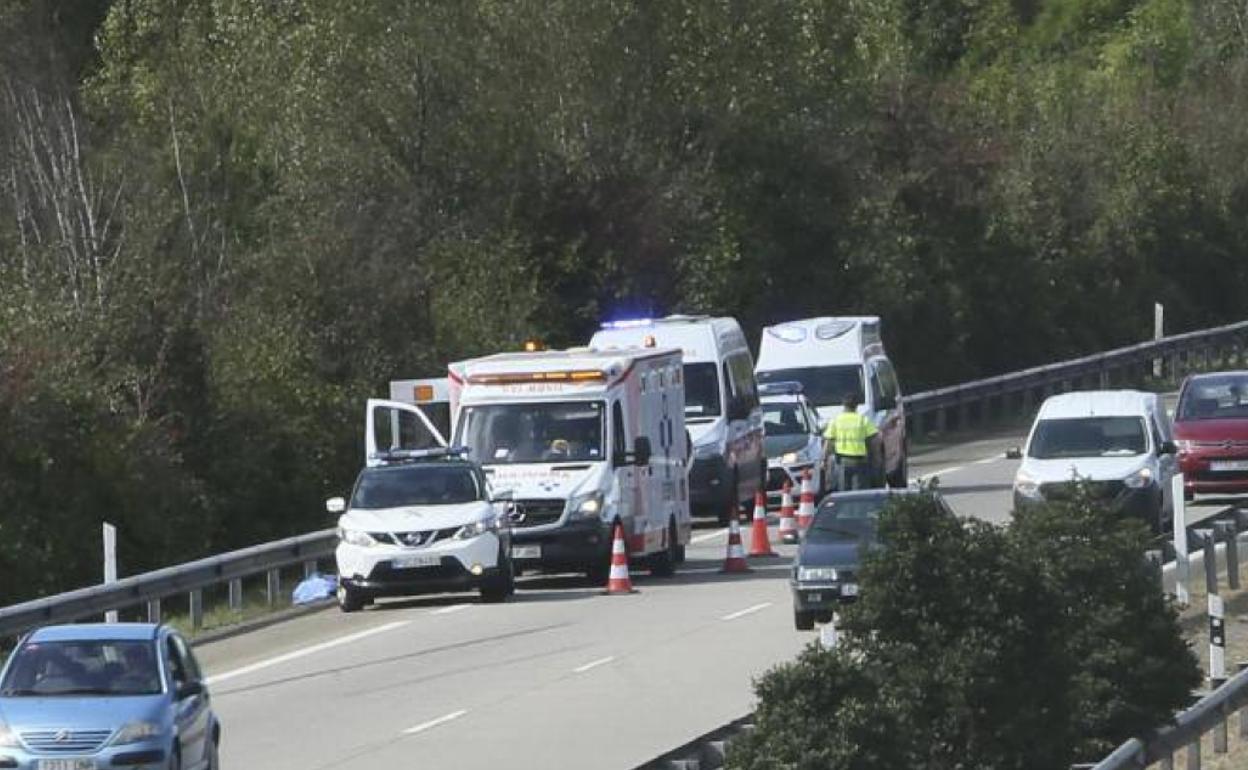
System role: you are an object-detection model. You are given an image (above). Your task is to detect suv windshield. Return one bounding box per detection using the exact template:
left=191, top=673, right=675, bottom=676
left=1028, top=417, right=1148, bottom=459
left=1, top=640, right=162, bottom=697
left=806, top=497, right=886, bottom=544
left=684, top=363, right=721, bottom=419
left=757, top=366, right=862, bottom=409
left=763, top=403, right=810, bottom=436
left=351, top=464, right=482, bottom=508
left=1178, top=374, right=1248, bottom=421
left=458, top=401, right=605, bottom=464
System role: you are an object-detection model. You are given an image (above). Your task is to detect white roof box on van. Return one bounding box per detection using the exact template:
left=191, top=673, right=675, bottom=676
left=756, top=316, right=883, bottom=371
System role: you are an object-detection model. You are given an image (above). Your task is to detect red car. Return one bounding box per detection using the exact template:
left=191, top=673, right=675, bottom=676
left=1174, top=371, right=1248, bottom=499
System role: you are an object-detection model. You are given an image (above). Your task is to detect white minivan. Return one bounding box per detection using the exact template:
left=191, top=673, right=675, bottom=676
left=591, top=315, right=765, bottom=523
left=755, top=317, right=908, bottom=488
left=1011, top=390, right=1178, bottom=533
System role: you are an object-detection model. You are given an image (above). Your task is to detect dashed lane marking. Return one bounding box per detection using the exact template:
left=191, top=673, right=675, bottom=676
left=402, top=709, right=469, bottom=735
left=690, top=528, right=728, bottom=544
left=573, top=656, right=616, bottom=673
left=431, top=604, right=471, bottom=615
left=721, top=602, right=772, bottom=621
left=205, top=620, right=411, bottom=685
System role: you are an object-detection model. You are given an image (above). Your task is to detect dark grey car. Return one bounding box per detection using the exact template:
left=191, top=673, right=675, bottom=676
left=790, top=488, right=952, bottom=630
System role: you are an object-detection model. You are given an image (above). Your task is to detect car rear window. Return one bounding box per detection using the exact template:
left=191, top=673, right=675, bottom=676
left=1028, top=417, right=1147, bottom=459
left=1178, top=375, right=1248, bottom=421
left=757, top=366, right=863, bottom=409
left=1, top=640, right=162, bottom=697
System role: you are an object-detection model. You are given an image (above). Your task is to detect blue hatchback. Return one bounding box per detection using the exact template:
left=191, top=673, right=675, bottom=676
left=0, top=623, right=219, bottom=769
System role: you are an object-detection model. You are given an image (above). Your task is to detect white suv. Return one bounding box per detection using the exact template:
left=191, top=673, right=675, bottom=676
left=328, top=449, right=515, bottom=611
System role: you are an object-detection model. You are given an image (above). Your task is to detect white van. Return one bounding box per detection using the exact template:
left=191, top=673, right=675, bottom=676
left=755, top=317, right=907, bottom=488
left=590, top=316, right=765, bottom=523
left=448, top=346, right=691, bottom=580
left=1011, top=390, right=1178, bottom=533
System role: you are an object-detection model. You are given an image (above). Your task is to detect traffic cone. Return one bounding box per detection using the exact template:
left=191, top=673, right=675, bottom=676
left=748, top=490, right=778, bottom=558
left=797, top=470, right=816, bottom=531
left=720, top=514, right=752, bottom=573
left=603, top=522, right=637, bottom=595
left=778, top=481, right=799, bottom=544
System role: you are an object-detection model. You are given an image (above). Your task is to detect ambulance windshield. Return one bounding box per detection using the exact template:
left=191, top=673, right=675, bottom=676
left=684, top=363, right=721, bottom=419
left=458, top=401, right=606, bottom=464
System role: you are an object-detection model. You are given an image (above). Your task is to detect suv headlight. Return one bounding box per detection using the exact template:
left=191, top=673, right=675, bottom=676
left=781, top=449, right=811, bottom=465
left=1014, top=471, right=1041, bottom=499
left=569, top=492, right=604, bottom=519
left=0, top=720, right=19, bottom=748
left=454, top=515, right=500, bottom=540
left=112, top=721, right=162, bottom=746
left=693, top=441, right=719, bottom=459
left=797, top=566, right=838, bottom=582
left=1124, top=467, right=1155, bottom=489
left=338, top=528, right=377, bottom=548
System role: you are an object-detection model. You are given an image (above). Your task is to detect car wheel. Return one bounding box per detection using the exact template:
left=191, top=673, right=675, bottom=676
left=480, top=553, right=515, bottom=603
left=794, top=610, right=815, bottom=631
left=650, top=519, right=679, bottom=577
left=168, top=747, right=181, bottom=770
left=337, top=583, right=365, bottom=613
left=206, top=734, right=220, bottom=770
left=586, top=534, right=613, bottom=585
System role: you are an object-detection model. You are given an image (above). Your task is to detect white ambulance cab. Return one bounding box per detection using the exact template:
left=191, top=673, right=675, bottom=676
left=755, top=317, right=908, bottom=488
left=448, top=347, right=691, bottom=581
left=590, top=316, right=765, bottom=523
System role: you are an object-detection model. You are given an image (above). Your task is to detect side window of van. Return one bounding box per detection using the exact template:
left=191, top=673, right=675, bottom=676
left=726, top=353, right=758, bottom=413
left=875, top=360, right=900, bottom=409
left=613, top=401, right=627, bottom=458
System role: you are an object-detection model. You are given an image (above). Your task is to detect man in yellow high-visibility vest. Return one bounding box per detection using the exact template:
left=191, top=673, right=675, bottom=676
left=823, top=392, right=880, bottom=490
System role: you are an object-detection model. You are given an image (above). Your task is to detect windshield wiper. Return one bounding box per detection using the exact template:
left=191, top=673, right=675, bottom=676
left=814, top=527, right=863, bottom=538
left=0, top=688, right=39, bottom=696
left=1100, top=449, right=1140, bottom=457
left=42, top=687, right=115, bottom=696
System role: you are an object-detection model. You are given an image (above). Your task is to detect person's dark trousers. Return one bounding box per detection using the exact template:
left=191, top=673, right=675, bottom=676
left=839, top=456, right=871, bottom=491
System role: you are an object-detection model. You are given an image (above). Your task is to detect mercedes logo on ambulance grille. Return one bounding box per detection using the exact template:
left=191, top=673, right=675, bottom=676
left=53, top=729, right=72, bottom=743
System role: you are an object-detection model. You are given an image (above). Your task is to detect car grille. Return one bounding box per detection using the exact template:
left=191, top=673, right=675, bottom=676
left=368, top=528, right=459, bottom=547
left=509, top=500, right=565, bottom=528
left=1192, top=440, right=1248, bottom=448
left=1039, top=480, right=1125, bottom=501
left=22, top=729, right=113, bottom=753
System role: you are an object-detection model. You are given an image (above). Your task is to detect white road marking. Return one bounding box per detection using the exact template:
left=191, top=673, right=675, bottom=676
left=402, top=709, right=469, bottom=735
left=919, top=465, right=966, bottom=480
left=973, top=456, right=1001, bottom=465
left=721, top=602, right=772, bottom=621
left=691, top=528, right=727, bottom=544
left=573, top=656, right=616, bottom=673
left=205, top=620, right=410, bottom=685
left=431, top=603, right=471, bottom=615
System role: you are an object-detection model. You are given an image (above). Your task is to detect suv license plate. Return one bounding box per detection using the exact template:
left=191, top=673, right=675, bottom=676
left=38, top=760, right=95, bottom=770
left=1211, top=460, right=1248, bottom=472
left=392, top=554, right=441, bottom=569
left=841, top=583, right=859, bottom=597
left=805, top=592, right=822, bottom=603
left=512, top=545, right=541, bottom=559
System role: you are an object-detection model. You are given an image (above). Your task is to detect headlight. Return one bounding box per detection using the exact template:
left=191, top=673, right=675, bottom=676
left=0, top=721, right=19, bottom=748
left=338, top=528, right=377, bottom=548
left=1014, top=471, right=1042, bottom=499
left=781, top=451, right=804, bottom=465
left=797, top=566, right=838, bottom=582
left=454, top=515, right=500, bottom=540
left=1124, top=467, right=1155, bottom=489
left=693, top=442, right=718, bottom=459
left=111, top=721, right=162, bottom=746
left=569, top=492, right=604, bottom=519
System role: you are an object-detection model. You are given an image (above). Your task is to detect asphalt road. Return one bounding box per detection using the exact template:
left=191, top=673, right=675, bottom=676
left=197, top=411, right=1232, bottom=769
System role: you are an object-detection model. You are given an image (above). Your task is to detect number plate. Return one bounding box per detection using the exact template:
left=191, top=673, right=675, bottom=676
left=392, top=554, right=441, bottom=569
left=37, top=760, right=95, bottom=770
left=805, top=592, right=823, bottom=603
left=1210, top=460, right=1248, bottom=472
left=841, top=583, right=859, bottom=597
left=512, top=545, right=542, bottom=560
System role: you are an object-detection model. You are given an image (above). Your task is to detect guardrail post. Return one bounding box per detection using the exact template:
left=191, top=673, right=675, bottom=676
left=1187, top=736, right=1200, bottom=770
left=1215, top=703, right=1229, bottom=754
left=146, top=598, right=161, bottom=624
left=935, top=407, right=947, bottom=435
left=188, top=588, right=203, bottom=631
left=1239, top=662, right=1248, bottom=740
left=1020, top=387, right=1033, bottom=417
left=266, top=568, right=281, bottom=607
left=303, top=559, right=318, bottom=578
left=958, top=400, right=970, bottom=431
left=228, top=578, right=243, bottom=611
left=1160, top=752, right=1174, bottom=770
left=1216, top=521, right=1240, bottom=591
left=1197, top=529, right=1219, bottom=596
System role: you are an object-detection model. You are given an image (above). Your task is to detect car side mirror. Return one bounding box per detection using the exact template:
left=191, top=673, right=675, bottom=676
left=176, top=680, right=204, bottom=700
left=491, top=488, right=514, bottom=502
left=632, top=436, right=652, bottom=467
left=1160, top=440, right=1177, bottom=456
left=325, top=497, right=346, bottom=514
left=1005, top=447, right=1023, bottom=460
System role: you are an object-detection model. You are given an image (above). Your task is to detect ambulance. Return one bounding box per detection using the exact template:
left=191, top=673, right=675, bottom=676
left=755, top=317, right=908, bottom=488
left=446, top=347, right=691, bottom=580
left=590, top=316, right=765, bottom=523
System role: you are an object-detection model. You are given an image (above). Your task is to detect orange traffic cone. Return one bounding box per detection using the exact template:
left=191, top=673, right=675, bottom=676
left=720, top=514, right=752, bottom=573
left=748, top=490, right=778, bottom=558
left=778, top=481, right=799, bottom=544
left=603, top=522, right=637, bottom=595
left=797, top=469, right=816, bottom=531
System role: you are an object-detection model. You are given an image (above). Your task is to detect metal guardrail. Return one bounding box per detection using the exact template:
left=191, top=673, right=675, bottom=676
left=0, top=529, right=337, bottom=640
left=632, top=714, right=754, bottom=769
left=904, top=318, right=1248, bottom=437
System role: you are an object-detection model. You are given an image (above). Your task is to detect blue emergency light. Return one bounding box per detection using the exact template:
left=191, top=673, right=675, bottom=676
left=600, top=318, right=655, bottom=330
left=369, top=446, right=472, bottom=464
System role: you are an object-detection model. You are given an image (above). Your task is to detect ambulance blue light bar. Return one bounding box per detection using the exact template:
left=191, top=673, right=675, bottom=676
left=758, top=381, right=804, bottom=397
left=369, top=446, right=471, bottom=464
left=600, top=318, right=654, bottom=330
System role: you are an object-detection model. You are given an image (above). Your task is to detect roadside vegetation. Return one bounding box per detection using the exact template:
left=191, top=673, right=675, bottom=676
left=729, top=491, right=1201, bottom=769
left=3, top=0, right=1248, bottom=602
